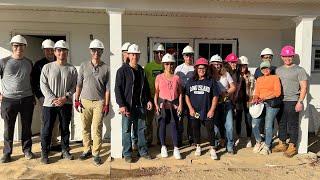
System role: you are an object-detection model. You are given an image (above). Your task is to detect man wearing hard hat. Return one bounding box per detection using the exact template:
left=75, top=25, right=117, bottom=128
left=254, top=48, right=277, bottom=79
left=174, top=45, right=195, bottom=146
left=144, top=43, right=165, bottom=146
left=40, top=40, right=78, bottom=164
left=74, top=39, right=110, bottom=166
left=121, top=42, right=131, bottom=64
left=0, top=35, right=35, bottom=163
left=115, top=44, right=153, bottom=163
left=31, top=39, right=61, bottom=152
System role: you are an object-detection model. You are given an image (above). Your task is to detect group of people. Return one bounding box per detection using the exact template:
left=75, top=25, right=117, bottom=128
left=116, top=42, right=307, bottom=163
left=0, top=34, right=308, bottom=165
left=0, top=35, right=109, bottom=166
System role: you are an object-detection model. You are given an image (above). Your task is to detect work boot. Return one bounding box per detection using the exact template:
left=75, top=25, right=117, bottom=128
left=283, top=143, right=297, bottom=158
left=272, top=141, right=288, bottom=152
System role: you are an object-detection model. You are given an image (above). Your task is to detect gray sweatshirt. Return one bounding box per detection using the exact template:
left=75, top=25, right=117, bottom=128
left=40, top=61, right=77, bottom=107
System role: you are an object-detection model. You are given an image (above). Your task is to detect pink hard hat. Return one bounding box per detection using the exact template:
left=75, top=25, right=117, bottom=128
left=280, top=45, right=295, bottom=57
left=194, top=57, right=209, bottom=67
left=225, top=53, right=238, bottom=63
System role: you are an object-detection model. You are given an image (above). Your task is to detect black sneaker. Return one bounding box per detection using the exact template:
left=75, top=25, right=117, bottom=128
left=79, top=151, right=92, bottom=160
left=61, top=151, right=74, bottom=160
left=24, top=151, right=34, bottom=160
left=93, top=156, right=102, bottom=166
left=141, top=154, right=152, bottom=160
left=124, top=156, right=132, bottom=163
left=41, top=153, right=49, bottom=164
left=0, top=154, right=11, bottom=163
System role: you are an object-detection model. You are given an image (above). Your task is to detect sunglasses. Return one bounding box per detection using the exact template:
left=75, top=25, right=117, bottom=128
left=91, top=48, right=103, bottom=54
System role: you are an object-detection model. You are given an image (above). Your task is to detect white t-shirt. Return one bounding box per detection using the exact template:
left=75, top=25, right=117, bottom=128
left=174, top=63, right=194, bottom=88
left=217, top=72, right=234, bottom=93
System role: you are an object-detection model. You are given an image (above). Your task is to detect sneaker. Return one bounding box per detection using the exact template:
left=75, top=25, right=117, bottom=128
left=161, top=146, right=168, bottom=158
left=79, top=151, right=92, bottom=160
left=273, top=141, right=288, bottom=152
left=173, top=147, right=181, bottom=160
left=210, top=148, right=218, bottom=160
left=41, top=153, right=49, bottom=164
left=253, top=142, right=264, bottom=153
left=61, top=151, right=74, bottom=160
left=246, top=139, right=252, bottom=148
left=93, top=156, right=102, bottom=166
left=283, top=143, right=297, bottom=158
left=0, top=154, right=11, bottom=163
left=195, top=145, right=201, bottom=156
left=141, top=154, right=152, bottom=160
left=24, top=151, right=34, bottom=160
left=124, top=156, right=132, bottom=163
left=259, top=146, right=271, bottom=155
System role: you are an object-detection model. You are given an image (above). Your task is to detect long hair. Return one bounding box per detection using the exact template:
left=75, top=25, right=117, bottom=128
left=193, top=65, right=209, bottom=80
left=236, top=64, right=249, bottom=83
left=210, top=64, right=228, bottom=81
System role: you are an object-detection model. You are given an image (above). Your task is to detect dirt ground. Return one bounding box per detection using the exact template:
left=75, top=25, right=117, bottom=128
left=1, top=136, right=320, bottom=180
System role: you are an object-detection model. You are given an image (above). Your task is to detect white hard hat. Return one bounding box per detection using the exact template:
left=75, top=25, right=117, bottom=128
left=260, top=48, right=274, bottom=56
left=182, top=45, right=194, bottom=54
left=161, top=53, right=175, bottom=63
left=153, top=43, right=165, bottom=52
left=54, top=40, right=69, bottom=50
left=127, top=44, right=141, bottom=54
left=239, top=56, right=249, bottom=65
left=41, top=39, right=54, bottom=49
left=10, top=35, right=27, bottom=45
left=249, top=103, right=264, bottom=119
left=210, top=54, right=222, bottom=63
left=121, top=42, right=131, bottom=51
left=89, top=39, right=104, bottom=49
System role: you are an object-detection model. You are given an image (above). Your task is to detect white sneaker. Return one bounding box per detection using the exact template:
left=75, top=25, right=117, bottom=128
left=210, top=148, right=218, bottom=160
left=173, top=147, right=182, bottom=160
left=253, top=142, right=264, bottom=153
left=161, top=146, right=168, bottom=158
left=195, top=145, right=201, bottom=156
left=259, top=146, right=271, bottom=155
left=246, top=139, right=252, bottom=148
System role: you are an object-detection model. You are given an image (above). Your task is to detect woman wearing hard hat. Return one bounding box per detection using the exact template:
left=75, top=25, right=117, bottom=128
left=210, top=54, right=236, bottom=154
left=254, top=48, right=277, bottom=79
left=185, top=58, right=219, bottom=160
left=251, top=61, right=281, bottom=155
left=234, top=56, right=253, bottom=148
left=154, top=53, right=182, bottom=160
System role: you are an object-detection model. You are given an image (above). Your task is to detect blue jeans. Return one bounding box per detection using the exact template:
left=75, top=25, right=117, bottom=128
left=122, top=108, right=148, bottom=157
left=252, top=104, right=279, bottom=148
left=215, top=101, right=234, bottom=152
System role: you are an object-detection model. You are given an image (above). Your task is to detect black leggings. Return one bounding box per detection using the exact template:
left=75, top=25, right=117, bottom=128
left=192, top=118, right=216, bottom=147
left=235, top=105, right=252, bottom=137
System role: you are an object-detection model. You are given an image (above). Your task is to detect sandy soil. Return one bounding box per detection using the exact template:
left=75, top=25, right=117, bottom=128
left=1, top=136, right=320, bottom=180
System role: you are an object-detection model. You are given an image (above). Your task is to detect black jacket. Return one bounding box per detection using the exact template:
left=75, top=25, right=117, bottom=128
left=115, top=63, right=151, bottom=110
left=31, top=57, right=51, bottom=99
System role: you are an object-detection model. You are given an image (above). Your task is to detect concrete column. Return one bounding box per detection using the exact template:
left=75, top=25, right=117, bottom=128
left=107, top=8, right=124, bottom=159
left=294, top=16, right=316, bottom=154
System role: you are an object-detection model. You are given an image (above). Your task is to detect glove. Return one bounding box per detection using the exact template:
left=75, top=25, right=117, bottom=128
left=74, top=100, right=84, bottom=113
left=102, top=104, right=109, bottom=117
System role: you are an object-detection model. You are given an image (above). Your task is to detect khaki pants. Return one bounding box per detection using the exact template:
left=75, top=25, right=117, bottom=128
left=81, top=99, right=103, bottom=156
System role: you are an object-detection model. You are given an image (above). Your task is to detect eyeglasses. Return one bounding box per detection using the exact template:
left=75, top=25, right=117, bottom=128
left=164, top=63, right=174, bottom=66
left=91, top=48, right=103, bottom=54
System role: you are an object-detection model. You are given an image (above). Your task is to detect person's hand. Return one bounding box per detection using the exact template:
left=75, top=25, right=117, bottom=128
left=177, top=105, right=182, bottom=116
left=119, top=106, right=130, bottom=117
left=74, top=100, right=84, bottom=112
left=102, top=104, right=109, bottom=116
left=207, top=110, right=214, bottom=119
left=155, top=105, right=160, bottom=116
left=147, top=101, right=153, bottom=111
left=295, top=102, right=304, bottom=112
left=189, top=107, right=196, bottom=117
left=53, top=97, right=67, bottom=107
